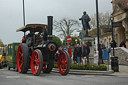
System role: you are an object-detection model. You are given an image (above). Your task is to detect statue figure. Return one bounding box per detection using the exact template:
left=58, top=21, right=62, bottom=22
left=79, top=11, right=91, bottom=37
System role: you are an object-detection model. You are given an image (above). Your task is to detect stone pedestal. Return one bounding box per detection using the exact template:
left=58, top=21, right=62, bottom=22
left=83, top=37, right=95, bottom=64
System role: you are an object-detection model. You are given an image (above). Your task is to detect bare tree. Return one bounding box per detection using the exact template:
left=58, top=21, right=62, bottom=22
left=0, top=39, right=4, bottom=47
left=54, top=18, right=80, bottom=39
left=90, top=12, right=111, bottom=29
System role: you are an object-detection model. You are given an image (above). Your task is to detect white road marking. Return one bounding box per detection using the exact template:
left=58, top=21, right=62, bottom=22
left=6, top=76, right=20, bottom=79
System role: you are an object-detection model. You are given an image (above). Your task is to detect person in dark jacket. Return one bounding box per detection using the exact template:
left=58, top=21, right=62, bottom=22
left=110, top=40, right=117, bottom=48
left=73, top=44, right=77, bottom=64
left=82, top=42, right=90, bottom=64
left=120, top=40, right=126, bottom=48
left=76, top=44, right=82, bottom=64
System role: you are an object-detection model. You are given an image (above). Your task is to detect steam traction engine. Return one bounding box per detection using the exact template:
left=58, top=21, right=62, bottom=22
left=16, top=16, right=70, bottom=76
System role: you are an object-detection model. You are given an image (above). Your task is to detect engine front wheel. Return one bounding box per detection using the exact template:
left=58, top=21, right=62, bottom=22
left=58, top=50, right=70, bottom=75
left=31, top=49, right=43, bottom=76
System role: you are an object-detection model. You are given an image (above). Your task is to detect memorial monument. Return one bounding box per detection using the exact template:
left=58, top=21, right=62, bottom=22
left=79, top=11, right=95, bottom=64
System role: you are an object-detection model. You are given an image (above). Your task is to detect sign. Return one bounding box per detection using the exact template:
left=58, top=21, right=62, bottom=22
left=113, top=22, right=122, bottom=28
left=67, top=36, right=72, bottom=43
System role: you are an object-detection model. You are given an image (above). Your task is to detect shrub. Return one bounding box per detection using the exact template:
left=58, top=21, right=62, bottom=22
left=98, top=64, right=107, bottom=71
left=54, top=64, right=107, bottom=71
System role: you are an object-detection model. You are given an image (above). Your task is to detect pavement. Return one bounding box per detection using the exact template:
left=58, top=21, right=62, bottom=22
left=52, top=65, right=128, bottom=76
left=110, top=65, right=128, bottom=76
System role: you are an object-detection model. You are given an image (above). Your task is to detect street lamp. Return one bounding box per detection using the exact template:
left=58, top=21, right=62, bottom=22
left=23, top=0, right=25, bottom=26
left=75, top=39, right=78, bottom=44
left=111, top=17, right=115, bottom=56
left=96, top=0, right=103, bottom=65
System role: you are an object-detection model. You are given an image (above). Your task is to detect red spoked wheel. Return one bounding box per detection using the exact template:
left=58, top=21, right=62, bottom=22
left=17, top=43, right=29, bottom=73
left=17, top=45, right=23, bottom=72
left=31, top=49, right=43, bottom=76
left=58, top=50, right=70, bottom=75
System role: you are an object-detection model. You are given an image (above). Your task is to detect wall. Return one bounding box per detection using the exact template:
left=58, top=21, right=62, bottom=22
left=111, top=47, right=128, bottom=65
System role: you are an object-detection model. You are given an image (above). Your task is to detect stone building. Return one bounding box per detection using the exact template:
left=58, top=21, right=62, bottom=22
left=89, top=26, right=112, bottom=48
left=100, top=26, right=112, bottom=48
left=112, top=0, right=128, bottom=48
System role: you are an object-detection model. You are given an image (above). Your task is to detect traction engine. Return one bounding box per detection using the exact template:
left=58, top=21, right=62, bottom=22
left=16, top=16, right=70, bottom=76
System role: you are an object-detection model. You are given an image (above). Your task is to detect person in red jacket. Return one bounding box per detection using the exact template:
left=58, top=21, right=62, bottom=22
left=68, top=46, right=72, bottom=58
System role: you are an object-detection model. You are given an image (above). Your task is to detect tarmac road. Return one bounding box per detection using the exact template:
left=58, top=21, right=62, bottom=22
left=0, top=67, right=128, bottom=85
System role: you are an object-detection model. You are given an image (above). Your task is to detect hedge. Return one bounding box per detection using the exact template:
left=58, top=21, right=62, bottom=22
left=54, top=64, right=107, bottom=71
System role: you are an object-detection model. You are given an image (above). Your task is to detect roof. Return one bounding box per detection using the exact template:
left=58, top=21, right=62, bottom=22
left=115, top=0, right=128, bottom=10
left=112, top=0, right=128, bottom=13
left=16, top=24, right=47, bottom=32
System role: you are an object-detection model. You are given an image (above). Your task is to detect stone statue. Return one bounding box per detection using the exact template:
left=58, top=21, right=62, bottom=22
left=79, top=11, right=91, bottom=37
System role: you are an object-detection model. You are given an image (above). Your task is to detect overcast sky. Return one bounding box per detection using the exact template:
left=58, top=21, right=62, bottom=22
left=0, top=0, right=112, bottom=44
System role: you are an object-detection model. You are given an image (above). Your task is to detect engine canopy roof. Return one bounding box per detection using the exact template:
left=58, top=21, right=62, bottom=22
left=16, top=24, right=47, bottom=32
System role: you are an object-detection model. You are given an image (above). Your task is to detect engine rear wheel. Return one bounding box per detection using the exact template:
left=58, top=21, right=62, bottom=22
left=31, top=49, right=43, bottom=76
left=58, top=50, right=70, bottom=75
left=17, top=43, right=29, bottom=73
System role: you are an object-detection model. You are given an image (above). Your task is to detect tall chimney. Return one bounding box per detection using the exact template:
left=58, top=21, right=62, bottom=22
left=47, top=16, right=53, bottom=34
left=47, top=16, right=53, bottom=40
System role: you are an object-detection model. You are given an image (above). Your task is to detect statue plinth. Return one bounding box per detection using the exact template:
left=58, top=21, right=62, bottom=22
left=83, top=36, right=95, bottom=64
left=79, top=29, right=91, bottom=38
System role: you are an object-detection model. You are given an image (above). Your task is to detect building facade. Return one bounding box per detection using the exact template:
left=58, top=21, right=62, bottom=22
left=101, top=27, right=112, bottom=48
left=112, top=0, right=128, bottom=48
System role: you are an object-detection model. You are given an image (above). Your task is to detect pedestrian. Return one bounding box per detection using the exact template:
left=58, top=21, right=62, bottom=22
left=73, top=44, right=77, bottom=64
left=82, top=42, right=90, bottom=64
left=76, top=44, right=82, bottom=64
left=119, top=40, right=126, bottom=48
left=101, top=42, right=106, bottom=49
left=110, top=40, right=117, bottom=48
left=101, top=43, right=108, bottom=63
left=68, top=46, right=72, bottom=58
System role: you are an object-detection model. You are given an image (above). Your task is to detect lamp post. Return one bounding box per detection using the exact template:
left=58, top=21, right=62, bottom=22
left=96, top=0, right=103, bottom=65
left=22, top=0, right=26, bottom=37
left=111, top=18, right=115, bottom=56
left=23, top=0, right=25, bottom=26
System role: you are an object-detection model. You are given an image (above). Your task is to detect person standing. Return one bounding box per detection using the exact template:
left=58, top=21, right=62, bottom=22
left=110, top=40, right=117, bottom=48
left=82, top=42, right=90, bottom=64
left=73, top=44, right=77, bottom=64
left=68, top=46, right=72, bottom=58
left=120, top=40, right=126, bottom=48
left=76, top=44, right=82, bottom=64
